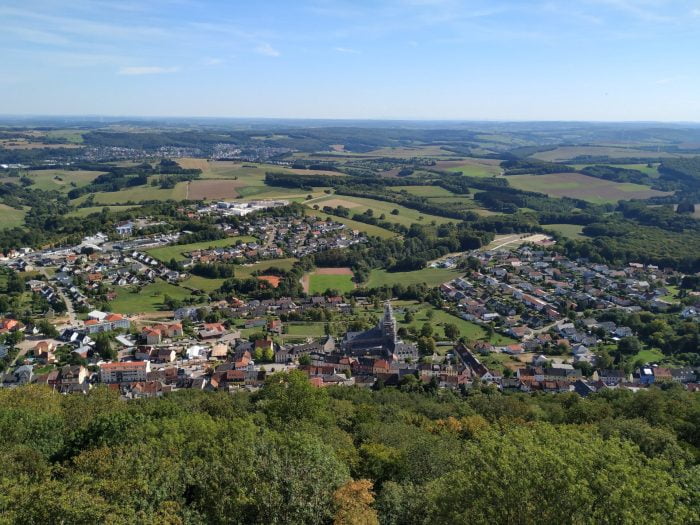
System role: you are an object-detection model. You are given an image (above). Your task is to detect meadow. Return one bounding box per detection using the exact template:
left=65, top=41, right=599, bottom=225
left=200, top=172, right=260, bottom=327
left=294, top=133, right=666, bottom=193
left=307, top=209, right=396, bottom=239
left=543, top=223, right=587, bottom=239
left=435, top=158, right=502, bottom=177
left=235, top=258, right=298, bottom=280
left=27, top=169, right=105, bottom=192
left=109, top=280, right=193, bottom=314
left=506, top=172, right=671, bottom=204
left=0, top=204, right=26, bottom=229
left=66, top=205, right=140, bottom=218
left=74, top=182, right=188, bottom=205
left=145, top=235, right=257, bottom=262
left=311, top=194, right=456, bottom=227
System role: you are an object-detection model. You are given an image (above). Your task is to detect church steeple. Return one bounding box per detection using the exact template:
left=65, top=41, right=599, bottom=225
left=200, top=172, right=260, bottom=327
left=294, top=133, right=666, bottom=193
left=381, top=301, right=397, bottom=346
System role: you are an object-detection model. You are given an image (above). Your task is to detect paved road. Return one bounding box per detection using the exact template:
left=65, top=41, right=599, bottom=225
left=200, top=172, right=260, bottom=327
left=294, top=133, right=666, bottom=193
left=40, top=268, right=77, bottom=326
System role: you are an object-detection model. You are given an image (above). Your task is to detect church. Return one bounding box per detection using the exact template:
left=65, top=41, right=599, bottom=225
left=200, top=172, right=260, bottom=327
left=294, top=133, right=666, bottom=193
left=342, top=302, right=418, bottom=361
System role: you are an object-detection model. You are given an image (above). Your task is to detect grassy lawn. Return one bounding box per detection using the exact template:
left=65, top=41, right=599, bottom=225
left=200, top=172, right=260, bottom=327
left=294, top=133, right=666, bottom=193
left=146, top=235, right=257, bottom=262
left=660, top=285, right=680, bottom=303
left=182, top=275, right=226, bottom=293
left=397, top=303, right=515, bottom=349
left=311, top=194, right=456, bottom=227
left=632, top=348, right=665, bottom=365
left=109, top=280, right=193, bottom=314
left=235, top=258, right=298, bottom=279
left=285, top=322, right=326, bottom=337
left=445, top=162, right=501, bottom=177
left=0, top=204, right=26, bottom=229
left=543, top=223, right=586, bottom=239
left=309, top=274, right=355, bottom=294
left=365, top=267, right=462, bottom=288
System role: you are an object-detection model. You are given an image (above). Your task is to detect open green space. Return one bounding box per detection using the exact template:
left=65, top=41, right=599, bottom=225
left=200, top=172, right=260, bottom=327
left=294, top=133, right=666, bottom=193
left=543, top=223, right=586, bottom=239
left=632, top=347, right=665, bottom=365
left=146, top=235, right=257, bottom=262
left=0, top=204, right=26, bottom=229
left=27, top=170, right=104, bottom=192
left=308, top=274, right=355, bottom=294
left=73, top=182, right=188, bottom=205
left=312, top=194, right=455, bottom=227
left=109, top=280, right=193, bottom=314
left=307, top=208, right=396, bottom=239
left=182, top=275, right=226, bottom=293
left=236, top=258, right=298, bottom=279
left=445, top=162, right=501, bottom=177
left=506, top=173, right=671, bottom=204
left=285, top=322, right=327, bottom=337
left=398, top=303, right=515, bottom=348
left=365, top=267, right=462, bottom=288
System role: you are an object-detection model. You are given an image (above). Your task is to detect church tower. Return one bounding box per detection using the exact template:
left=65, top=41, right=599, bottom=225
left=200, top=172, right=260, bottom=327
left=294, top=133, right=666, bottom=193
left=381, top=301, right=397, bottom=348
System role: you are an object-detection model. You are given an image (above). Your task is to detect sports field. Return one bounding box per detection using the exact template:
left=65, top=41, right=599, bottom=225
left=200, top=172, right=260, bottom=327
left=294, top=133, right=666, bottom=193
left=302, top=267, right=355, bottom=294
left=506, top=173, right=672, bottom=204
left=365, top=267, right=462, bottom=288
left=146, top=235, right=256, bottom=262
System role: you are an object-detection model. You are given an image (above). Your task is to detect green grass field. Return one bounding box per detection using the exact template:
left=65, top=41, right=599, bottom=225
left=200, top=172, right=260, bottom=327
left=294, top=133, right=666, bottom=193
left=27, top=170, right=104, bottom=192
left=74, top=182, right=188, bottom=205
left=312, top=194, right=455, bottom=227
left=285, top=323, right=327, bottom=337
left=365, top=267, right=462, bottom=288
left=572, top=163, right=660, bottom=176
left=109, top=280, right=193, bottom=314
left=398, top=303, right=515, bottom=348
left=146, top=235, right=257, bottom=262
left=182, top=275, right=226, bottom=293
left=445, top=162, right=501, bottom=177
left=0, top=204, right=26, bottom=229
left=632, top=348, right=665, bottom=364
left=308, top=274, right=355, bottom=294
left=543, top=223, right=586, bottom=239
left=306, top=208, right=396, bottom=239
left=235, top=258, right=298, bottom=279
left=506, top=173, right=671, bottom=204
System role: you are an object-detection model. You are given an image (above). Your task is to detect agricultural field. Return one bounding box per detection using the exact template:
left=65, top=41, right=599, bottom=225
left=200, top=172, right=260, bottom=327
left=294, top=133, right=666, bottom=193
left=543, top=223, right=587, bottom=239
left=302, top=267, right=355, bottom=294
left=531, top=146, right=679, bottom=162
left=145, top=235, right=256, bottom=262
left=506, top=173, right=672, bottom=204
left=66, top=205, right=140, bottom=218
left=73, top=182, right=188, bottom=204
left=397, top=303, right=515, bottom=348
left=0, top=204, right=26, bottom=229
left=311, top=194, right=456, bottom=227
left=26, top=169, right=104, bottom=192
left=365, top=267, right=462, bottom=289
left=109, top=280, right=193, bottom=314
left=185, top=179, right=244, bottom=200
left=571, top=163, right=660, bottom=176
left=435, top=158, right=503, bottom=177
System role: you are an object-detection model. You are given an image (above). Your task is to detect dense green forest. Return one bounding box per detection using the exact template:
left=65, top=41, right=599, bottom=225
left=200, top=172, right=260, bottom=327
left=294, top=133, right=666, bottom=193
left=0, top=378, right=697, bottom=524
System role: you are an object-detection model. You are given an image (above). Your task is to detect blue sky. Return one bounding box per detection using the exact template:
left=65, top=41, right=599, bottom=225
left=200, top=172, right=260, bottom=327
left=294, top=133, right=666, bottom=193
left=2, top=0, right=700, bottom=120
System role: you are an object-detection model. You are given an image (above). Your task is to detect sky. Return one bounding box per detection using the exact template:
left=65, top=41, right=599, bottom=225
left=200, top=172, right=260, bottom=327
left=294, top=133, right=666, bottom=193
left=2, top=0, right=700, bottom=121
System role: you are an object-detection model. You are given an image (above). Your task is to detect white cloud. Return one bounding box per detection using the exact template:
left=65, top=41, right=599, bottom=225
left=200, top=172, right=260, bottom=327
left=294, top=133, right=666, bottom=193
left=333, top=46, right=359, bottom=53
left=255, top=42, right=280, bottom=57
left=203, top=57, right=225, bottom=66
left=118, top=66, right=180, bottom=75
